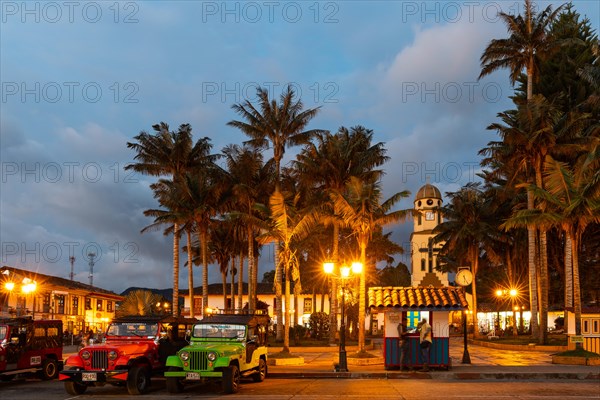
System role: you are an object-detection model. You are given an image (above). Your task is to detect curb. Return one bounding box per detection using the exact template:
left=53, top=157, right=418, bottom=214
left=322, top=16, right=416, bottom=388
left=267, top=371, right=600, bottom=381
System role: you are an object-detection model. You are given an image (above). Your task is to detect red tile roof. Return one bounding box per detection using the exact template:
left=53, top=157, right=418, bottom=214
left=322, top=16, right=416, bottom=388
left=368, top=286, right=468, bottom=310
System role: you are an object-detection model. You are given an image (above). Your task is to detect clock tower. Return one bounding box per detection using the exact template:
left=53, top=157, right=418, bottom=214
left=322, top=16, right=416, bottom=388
left=410, top=182, right=448, bottom=287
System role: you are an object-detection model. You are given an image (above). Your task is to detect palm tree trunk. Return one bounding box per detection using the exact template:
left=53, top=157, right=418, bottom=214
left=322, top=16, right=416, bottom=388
left=358, top=239, right=367, bottom=353
left=571, top=230, right=583, bottom=350
left=526, top=188, right=540, bottom=338
left=230, top=257, right=235, bottom=311
left=538, top=229, right=549, bottom=344
left=283, top=270, right=291, bottom=353
left=222, top=267, right=227, bottom=311
left=238, top=252, right=244, bottom=310
left=564, top=232, right=573, bottom=334
left=329, top=223, right=339, bottom=345
left=247, top=225, right=255, bottom=312
left=201, top=228, right=209, bottom=317
left=187, top=229, right=194, bottom=319
left=172, top=223, right=180, bottom=317
left=274, top=244, right=283, bottom=342
left=471, top=245, right=480, bottom=339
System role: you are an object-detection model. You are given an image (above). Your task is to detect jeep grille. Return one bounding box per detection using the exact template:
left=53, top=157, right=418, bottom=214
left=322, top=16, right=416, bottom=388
left=189, top=351, right=208, bottom=370
left=91, top=350, right=108, bottom=369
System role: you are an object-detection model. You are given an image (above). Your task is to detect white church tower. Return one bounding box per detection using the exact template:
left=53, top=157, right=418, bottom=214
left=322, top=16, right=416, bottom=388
left=410, top=182, right=448, bottom=287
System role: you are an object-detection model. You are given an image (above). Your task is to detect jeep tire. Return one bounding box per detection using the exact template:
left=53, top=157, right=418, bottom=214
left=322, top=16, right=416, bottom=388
left=64, top=381, right=88, bottom=395
left=222, top=364, right=240, bottom=394
left=165, top=367, right=184, bottom=394
left=252, top=358, right=267, bottom=382
left=40, top=359, right=59, bottom=380
left=127, top=366, right=150, bottom=395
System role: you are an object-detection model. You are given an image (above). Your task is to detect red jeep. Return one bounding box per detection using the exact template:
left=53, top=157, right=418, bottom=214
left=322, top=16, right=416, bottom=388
left=0, top=317, right=63, bottom=381
left=59, top=315, right=194, bottom=395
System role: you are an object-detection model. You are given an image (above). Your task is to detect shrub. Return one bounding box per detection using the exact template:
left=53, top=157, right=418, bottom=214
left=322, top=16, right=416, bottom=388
left=308, top=312, right=329, bottom=339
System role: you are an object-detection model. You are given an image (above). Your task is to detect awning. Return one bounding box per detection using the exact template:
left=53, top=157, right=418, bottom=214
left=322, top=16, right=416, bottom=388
left=368, top=286, right=468, bottom=311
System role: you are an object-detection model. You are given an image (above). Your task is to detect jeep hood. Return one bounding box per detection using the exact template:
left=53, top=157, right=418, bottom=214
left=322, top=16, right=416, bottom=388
left=188, top=341, right=243, bottom=355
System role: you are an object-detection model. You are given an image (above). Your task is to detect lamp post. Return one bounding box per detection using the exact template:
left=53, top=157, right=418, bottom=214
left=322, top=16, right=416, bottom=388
left=495, top=288, right=518, bottom=336
left=324, top=261, right=362, bottom=372
left=461, top=309, right=471, bottom=364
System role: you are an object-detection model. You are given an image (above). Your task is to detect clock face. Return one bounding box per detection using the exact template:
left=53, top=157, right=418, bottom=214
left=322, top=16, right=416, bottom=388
left=456, top=270, right=473, bottom=286
left=425, top=211, right=435, bottom=221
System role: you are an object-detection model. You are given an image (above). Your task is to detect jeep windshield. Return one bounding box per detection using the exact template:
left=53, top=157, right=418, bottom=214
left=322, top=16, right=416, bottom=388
left=106, top=322, right=158, bottom=338
left=0, top=325, right=6, bottom=342
left=193, top=324, right=246, bottom=340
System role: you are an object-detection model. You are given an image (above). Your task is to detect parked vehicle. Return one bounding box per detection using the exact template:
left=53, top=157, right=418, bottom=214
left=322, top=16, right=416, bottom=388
left=59, top=315, right=195, bottom=395
left=0, top=317, right=63, bottom=381
left=165, top=310, right=270, bottom=394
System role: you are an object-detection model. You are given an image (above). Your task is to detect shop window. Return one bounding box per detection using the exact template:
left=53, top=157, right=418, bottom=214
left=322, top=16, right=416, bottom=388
left=43, top=293, right=51, bottom=313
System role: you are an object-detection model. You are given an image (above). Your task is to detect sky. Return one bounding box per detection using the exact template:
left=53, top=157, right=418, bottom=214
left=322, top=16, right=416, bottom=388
left=1, top=1, right=598, bottom=294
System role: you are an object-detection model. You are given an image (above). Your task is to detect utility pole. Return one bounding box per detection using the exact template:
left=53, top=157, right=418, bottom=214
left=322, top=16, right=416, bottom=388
left=69, top=256, right=75, bottom=281
left=87, top=252, right=96, bottom=287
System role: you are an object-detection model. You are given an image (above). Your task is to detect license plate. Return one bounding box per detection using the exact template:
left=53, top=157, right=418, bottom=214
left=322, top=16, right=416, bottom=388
left=185, top=372, right=201, bottom=380
left=82, top=372, right=97, bottom=382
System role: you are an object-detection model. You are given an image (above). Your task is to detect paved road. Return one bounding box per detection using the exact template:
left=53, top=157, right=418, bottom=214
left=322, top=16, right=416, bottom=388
left=1, top=376, right=599, bottom=399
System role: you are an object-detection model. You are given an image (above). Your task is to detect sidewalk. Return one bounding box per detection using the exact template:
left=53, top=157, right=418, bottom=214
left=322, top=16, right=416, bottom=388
left=265, top=337, right=600, bottom=381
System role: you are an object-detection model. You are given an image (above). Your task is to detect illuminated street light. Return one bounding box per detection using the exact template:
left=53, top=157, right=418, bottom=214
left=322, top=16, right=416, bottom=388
left=495, top=288, right=518, bottom=336
left=323, top=261, right=362, bottom=373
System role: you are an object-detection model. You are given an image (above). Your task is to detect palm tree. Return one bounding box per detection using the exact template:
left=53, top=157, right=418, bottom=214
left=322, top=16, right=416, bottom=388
left=227, top=85, right=325, bottom=190
left=506, top=150, right=600, bottom=348
left=479, top=0, right=565, bottom=340
left=330, top=176, right=411, bottom=353
left=293, top=126, right=389, bottom=345
left=228, top=85, right=324, bottom=340
left=257, top=190, right=320, bottom=353
left=117, top=290, right=162, bottom=317
left=434, top=183, right=501, bottom=338
left=126, top=123, right=206, bottom=316
left=222, top=144, right=275, bottom=312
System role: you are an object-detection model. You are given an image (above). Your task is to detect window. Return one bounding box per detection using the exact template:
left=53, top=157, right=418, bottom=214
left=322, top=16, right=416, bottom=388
left=56, top=295, right=65, bottom=314
left=85, top=297, right=92, bottom=310
left=303, top=298, right=312, bottom=314
left=193, top=297, right=202, bottom=314
left=420, top=258, right=426, bottom=271
left=417, top=213, right=422, bottom=225
left=72, top=296, right=79, bottom=315
left=96, top=299, right=103, bottom=311
left=107, top=301, right=113, bottom=312
left=582, top=319, right=590, bottom=334
left=593, top=319, right=600, bottom=334
left=43, top=293, right=51, bottom=313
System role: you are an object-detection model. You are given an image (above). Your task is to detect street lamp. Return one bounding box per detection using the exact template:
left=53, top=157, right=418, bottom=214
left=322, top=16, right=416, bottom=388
left=461, top=309, right=471, bottom=364
left=323, top=261, right=362, bottom=372
left=495, top=288, right=518, bottom=336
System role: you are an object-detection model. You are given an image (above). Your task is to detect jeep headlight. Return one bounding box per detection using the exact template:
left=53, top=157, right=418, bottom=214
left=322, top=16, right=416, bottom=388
left=180, top=351, right=189, bottom=361
left=108, top=350, right=118, bottom=360
left=207, top=351, right=217, bottom=362
left=81, top=350, right=91, bottom=360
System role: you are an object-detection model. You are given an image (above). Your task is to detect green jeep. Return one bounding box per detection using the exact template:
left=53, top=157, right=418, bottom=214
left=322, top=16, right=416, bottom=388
left=164, top=311, right=269, bottom=394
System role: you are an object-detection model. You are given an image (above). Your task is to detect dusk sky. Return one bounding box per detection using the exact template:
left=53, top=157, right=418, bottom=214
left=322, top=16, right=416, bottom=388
left=1, top=1, right=598, bottom=294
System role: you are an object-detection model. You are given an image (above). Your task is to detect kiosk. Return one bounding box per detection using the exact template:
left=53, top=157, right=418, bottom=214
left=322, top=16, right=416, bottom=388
left=368, top=286, right=468, bottom=370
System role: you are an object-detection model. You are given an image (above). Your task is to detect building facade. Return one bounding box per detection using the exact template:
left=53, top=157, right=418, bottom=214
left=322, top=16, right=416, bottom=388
left=410, top=183, right=448, bottom=287
left=1, top=266, right=123, bottom=335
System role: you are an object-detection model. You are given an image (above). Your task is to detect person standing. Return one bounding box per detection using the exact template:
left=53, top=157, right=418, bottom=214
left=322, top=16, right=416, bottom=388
left=397, top=316, right=410, bottom=371
left=418, top=317, right=432, bottom=372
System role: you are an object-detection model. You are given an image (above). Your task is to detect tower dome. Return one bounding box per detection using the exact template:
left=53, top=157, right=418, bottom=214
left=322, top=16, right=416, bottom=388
left=415, top=183, right=441, bottom=201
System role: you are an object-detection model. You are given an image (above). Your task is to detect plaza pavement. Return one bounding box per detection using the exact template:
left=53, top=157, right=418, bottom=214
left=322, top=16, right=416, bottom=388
left=62, top=337, right=599, bottom=381
left=265, top=337, right=600, bottom=381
